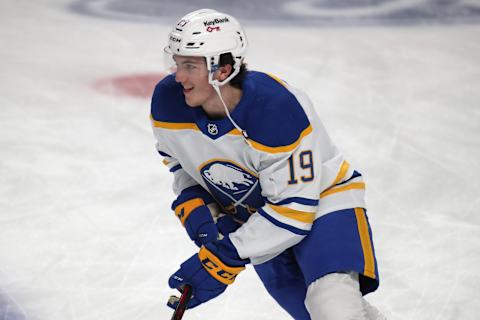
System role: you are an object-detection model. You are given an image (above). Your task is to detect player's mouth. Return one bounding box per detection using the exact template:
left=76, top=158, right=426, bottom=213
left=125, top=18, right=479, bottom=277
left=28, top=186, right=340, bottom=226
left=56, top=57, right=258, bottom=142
left=183, top=87, right=193, bottom=95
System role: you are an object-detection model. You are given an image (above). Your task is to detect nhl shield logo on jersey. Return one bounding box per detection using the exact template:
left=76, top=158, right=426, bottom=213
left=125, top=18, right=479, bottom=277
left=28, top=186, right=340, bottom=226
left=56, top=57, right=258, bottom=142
left=199, top=160, right=264, bottom=220
left=207, top=123, right=218, bottom=135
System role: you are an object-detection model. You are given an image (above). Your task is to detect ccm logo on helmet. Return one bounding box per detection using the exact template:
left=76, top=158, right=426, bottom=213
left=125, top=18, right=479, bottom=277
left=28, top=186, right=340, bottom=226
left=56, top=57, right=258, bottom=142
left=169, top=35, right=181, bottom=43
left=203, top=17, right=230, bottom=27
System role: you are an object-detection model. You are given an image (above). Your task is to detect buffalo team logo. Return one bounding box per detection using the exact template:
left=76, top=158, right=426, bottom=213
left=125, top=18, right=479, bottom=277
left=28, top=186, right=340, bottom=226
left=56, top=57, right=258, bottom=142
left=199, top=160, right=262, bottom=218
left=203, top=162, right=254, bottom=191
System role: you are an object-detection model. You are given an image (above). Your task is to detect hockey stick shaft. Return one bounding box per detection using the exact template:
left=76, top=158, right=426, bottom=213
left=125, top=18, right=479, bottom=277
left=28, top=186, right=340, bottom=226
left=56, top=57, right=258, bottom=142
left=171, top=284, right=193, bottom=320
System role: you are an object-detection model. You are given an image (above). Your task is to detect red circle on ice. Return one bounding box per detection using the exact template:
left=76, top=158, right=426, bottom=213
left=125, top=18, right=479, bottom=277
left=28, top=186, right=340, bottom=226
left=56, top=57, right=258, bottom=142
left=93, top=73, right=166, bottom=99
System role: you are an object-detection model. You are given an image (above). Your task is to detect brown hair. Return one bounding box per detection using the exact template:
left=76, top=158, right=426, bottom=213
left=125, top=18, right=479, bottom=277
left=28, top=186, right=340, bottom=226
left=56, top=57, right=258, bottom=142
left=219, top=53, right=247, bottom=89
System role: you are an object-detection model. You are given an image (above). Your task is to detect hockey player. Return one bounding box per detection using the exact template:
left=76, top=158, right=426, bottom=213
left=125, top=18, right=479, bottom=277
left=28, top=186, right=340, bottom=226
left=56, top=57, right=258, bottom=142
left=151, top=8, right=385, bottom=320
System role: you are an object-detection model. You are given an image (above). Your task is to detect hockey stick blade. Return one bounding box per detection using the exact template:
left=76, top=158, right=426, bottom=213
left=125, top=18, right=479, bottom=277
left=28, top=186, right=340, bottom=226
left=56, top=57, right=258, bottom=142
left=170, top=284, right=193, bottom=320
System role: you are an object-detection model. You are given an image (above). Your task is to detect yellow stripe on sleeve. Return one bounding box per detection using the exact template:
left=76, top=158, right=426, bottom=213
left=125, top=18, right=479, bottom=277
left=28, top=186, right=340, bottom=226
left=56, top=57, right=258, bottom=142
left=320, top=182, right=365, bottom=198
left=332, top=161, right=350, bottom=186
left=268, top=204, right=315, bottom=224
left=249, top=125, right=313, bottom=154
left=354, top=208, right=376, bottom=279
left=266, top=73, right=288, bottom=88
left=198, top=246, right=245, bottom=285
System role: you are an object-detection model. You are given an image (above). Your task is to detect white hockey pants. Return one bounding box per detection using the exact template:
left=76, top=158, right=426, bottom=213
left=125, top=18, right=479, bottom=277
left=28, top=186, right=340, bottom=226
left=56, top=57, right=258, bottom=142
left=305, top=272, right=386, bottom=320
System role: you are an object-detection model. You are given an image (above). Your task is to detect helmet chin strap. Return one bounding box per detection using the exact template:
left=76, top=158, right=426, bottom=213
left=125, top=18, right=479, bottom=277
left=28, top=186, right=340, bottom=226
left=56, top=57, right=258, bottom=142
left=210, top=77, right=251, bottom=147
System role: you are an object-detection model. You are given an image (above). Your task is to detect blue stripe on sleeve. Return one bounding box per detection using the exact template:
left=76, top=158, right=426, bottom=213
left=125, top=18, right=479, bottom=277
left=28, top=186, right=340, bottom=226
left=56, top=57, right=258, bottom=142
left=158, top=150, right=171, bottom=157
left=257, top=208, right=310, bottom=236
left=169, top=164, right=182, bottom=173
left=267, top=197, right=319, bottom=206
left=335, top=170, right=363, bottom=186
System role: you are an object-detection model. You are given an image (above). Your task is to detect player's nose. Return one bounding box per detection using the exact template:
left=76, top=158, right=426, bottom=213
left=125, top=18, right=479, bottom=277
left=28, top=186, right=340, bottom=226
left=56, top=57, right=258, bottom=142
left=175, top=69, right=187, bottom=84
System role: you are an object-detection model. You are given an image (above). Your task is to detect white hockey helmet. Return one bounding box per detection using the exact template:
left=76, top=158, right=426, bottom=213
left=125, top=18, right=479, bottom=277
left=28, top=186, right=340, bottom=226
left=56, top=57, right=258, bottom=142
left=165, top=8, right=248, bottom=86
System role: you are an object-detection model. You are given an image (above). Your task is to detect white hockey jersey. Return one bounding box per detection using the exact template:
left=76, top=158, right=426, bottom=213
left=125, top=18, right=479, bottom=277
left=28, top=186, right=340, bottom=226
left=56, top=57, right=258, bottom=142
left=151, top=71, right=366, bottom=264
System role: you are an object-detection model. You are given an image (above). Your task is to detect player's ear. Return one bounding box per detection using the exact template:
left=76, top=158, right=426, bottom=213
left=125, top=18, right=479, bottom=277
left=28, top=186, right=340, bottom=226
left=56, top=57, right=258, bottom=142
left=217, top=64, right=233, bottom=82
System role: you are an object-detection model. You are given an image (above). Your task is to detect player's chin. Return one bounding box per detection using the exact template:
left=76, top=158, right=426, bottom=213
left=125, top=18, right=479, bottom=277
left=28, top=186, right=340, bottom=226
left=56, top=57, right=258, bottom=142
left=184, top=97, right=200, bottom=108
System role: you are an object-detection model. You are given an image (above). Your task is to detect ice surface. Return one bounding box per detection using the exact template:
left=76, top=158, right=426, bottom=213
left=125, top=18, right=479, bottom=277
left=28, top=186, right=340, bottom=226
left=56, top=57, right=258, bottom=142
left=1, top=1, right=479, bottom=319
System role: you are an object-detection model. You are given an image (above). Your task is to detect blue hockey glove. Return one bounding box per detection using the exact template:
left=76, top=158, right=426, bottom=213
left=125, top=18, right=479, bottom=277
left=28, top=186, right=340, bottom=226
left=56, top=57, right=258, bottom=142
left=216, top=214, right=242, bottom=236
left=173, top=187, right=219, bottom=247
left=167, top=239, right=247, bottom=309
left=177, top=201, right=219, bottom=247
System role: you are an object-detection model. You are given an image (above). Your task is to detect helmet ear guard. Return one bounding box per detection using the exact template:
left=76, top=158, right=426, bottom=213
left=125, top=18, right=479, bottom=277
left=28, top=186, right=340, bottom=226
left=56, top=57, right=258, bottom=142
left=165, top=8, right=248, bottom=86
left=206, top=54, right=243, bottom=87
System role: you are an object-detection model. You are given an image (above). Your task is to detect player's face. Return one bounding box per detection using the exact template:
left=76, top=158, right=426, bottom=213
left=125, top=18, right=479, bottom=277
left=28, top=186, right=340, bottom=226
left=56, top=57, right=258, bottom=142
left=174, top=56, right=215, bottom=107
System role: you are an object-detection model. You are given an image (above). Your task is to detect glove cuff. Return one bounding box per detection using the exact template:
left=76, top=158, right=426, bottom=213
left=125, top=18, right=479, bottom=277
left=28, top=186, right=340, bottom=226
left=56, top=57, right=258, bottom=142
left=174, top=198, right=205, bottom=225
left=172, top=185, right=215, bottom=210
left=198, top=246, right=245, bottom=285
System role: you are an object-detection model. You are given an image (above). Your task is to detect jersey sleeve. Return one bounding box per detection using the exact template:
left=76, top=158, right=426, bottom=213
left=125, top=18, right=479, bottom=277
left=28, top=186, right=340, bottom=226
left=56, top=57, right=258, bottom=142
left=150, top=76, right=203, bottom=197
left=153, top=139, right=198, bottom=195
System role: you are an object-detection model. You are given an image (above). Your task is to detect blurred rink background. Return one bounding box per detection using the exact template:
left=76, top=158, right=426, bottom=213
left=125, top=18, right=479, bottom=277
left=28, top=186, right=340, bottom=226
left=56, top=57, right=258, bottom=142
left=1, top=0, right=480, bottom=319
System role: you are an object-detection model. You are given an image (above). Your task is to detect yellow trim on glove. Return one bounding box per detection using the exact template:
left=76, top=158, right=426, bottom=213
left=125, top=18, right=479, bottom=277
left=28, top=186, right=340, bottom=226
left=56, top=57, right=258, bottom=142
left=175, top=198, right=205, bottom=225
left=198, top=246, right=245, bottom=285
